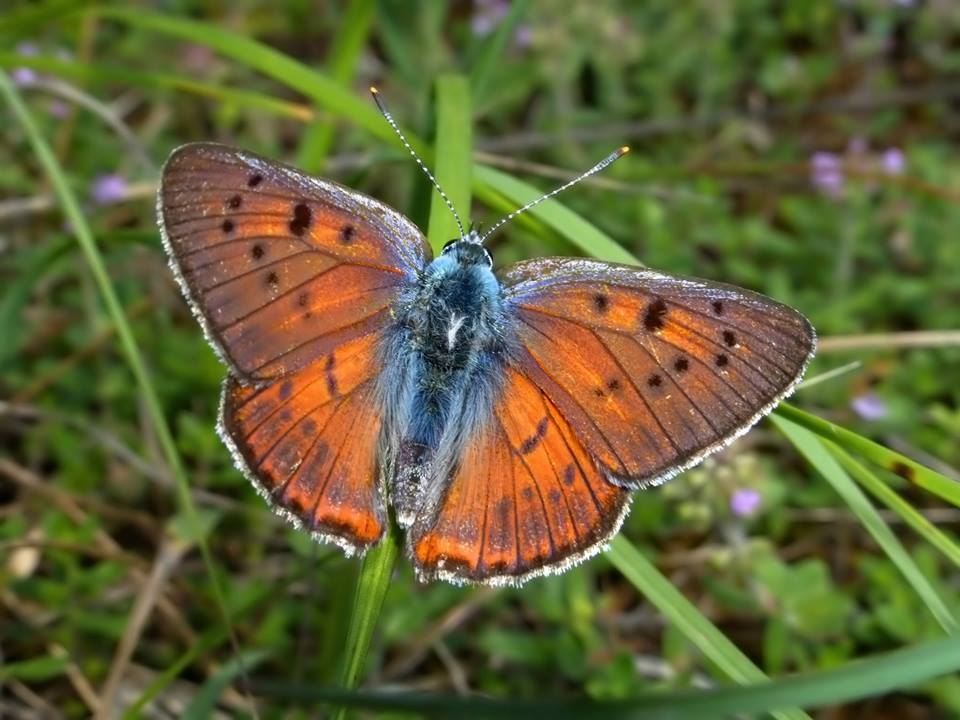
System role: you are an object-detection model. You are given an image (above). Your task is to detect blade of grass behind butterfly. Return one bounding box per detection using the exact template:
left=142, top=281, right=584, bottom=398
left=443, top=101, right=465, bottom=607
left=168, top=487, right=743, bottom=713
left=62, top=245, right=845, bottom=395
left=473, top=164, right=640, bottom=265
left=296, top=0, right=375, bottom=172
left=0, top=53, right=315, bottom=122
left=770, top=414, right=957, bottom=633
left=775, top=403, right=960, bottom=508
left=607, top=537, right=810, bottom=720
left=90, top=7, right=411, bottom=153
left=335, top=75, right=474, bottom=715
left=0, top=68, right=256, bottom=711
left=826, top=441, right=960, bottom=568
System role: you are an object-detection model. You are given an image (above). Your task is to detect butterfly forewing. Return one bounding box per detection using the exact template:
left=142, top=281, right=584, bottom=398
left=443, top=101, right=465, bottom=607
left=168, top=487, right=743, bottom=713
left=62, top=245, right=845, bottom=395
left=158, top=143, right=430, bottom=381
left=502, top=258, right=815, bottom=488
left=410, top=366, right=631, bottom=585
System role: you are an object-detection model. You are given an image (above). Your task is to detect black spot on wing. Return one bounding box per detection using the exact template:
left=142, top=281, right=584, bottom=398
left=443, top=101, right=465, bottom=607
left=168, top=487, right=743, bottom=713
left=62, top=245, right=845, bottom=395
left=593, top=293, right=609, bottom=313
left=519, top=417, right=549, bottom=455
left=325, top=354, right=338, bottom=397
left=289, top=203, right=312, bottom=237
left=643, top=297, right=668, bottom=332
left=248, top=173, right=263, bottom=188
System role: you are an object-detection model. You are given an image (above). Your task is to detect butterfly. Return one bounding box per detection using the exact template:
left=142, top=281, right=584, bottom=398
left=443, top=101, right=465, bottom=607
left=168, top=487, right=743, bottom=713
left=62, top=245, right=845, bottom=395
left=157, top=91, right=815, bottom=586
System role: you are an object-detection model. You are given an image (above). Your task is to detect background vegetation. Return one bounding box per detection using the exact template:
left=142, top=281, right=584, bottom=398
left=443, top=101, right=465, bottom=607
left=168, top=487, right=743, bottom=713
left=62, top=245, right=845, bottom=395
left=2, top=1, right=959, bottom=717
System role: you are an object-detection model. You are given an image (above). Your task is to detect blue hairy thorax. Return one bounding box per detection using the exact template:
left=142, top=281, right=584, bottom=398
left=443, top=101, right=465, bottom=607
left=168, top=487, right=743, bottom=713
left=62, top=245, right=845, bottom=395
left=377, top=238, right=510, bottom=526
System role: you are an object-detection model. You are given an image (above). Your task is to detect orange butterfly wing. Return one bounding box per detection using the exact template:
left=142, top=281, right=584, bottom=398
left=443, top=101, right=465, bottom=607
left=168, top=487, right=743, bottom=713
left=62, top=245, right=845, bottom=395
left=502, top=258, right=816, bottom=488
left=159, top=143, right=431, bottom=552
left=158, top=143, right=429, bottom=381
left=409, top=366, right=631, bottom=584
left=219, top=331, right=386, bottom=552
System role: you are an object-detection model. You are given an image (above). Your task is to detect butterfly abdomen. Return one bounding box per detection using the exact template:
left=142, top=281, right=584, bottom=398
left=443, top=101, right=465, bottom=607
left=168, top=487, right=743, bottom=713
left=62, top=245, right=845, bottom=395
left=384, top=249, right=509, bottom=525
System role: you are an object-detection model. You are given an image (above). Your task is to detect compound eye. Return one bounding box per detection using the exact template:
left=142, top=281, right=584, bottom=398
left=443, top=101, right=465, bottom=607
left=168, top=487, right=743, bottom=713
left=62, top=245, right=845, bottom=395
left=441, top=239, right=457, bottom=254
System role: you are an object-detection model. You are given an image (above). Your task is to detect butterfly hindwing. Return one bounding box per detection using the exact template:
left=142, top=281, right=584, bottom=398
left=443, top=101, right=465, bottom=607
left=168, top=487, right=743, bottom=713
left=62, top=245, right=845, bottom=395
left=158, top=142, right=431, bottom=381
left=502, top=258, right=816, bottom=488
left=409, top=366, right=631, bottom=585
left=219, top=331, right=387, bottom=553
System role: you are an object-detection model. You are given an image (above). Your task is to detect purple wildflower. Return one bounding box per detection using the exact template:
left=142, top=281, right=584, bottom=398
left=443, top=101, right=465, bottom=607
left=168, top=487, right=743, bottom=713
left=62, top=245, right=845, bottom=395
left=851, top=393, right=887, bottom=421
left=471, top=0, right=509, bottom=36
left=881, top=147, right=905, bottom=176
left=730, top=488, right=761, bottom=517
left=91, top=174, right=129, bottom=205
left=514, top=25, right=533, bottom=48
left=810, top=151, right=844, bottom=196
left=12, top=42, right=39, bottom=86
left=48, top=99, right=69, bottom=118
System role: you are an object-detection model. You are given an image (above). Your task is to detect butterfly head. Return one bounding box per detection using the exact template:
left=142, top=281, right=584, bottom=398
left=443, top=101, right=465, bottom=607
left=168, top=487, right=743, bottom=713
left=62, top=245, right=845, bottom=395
left=441, top=233, right=493, bottom=269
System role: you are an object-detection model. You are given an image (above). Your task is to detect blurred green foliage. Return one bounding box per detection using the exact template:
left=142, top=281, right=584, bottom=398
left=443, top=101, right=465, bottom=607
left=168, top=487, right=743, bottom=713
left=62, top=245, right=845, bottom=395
left=1, top=0, right=959, bottom=716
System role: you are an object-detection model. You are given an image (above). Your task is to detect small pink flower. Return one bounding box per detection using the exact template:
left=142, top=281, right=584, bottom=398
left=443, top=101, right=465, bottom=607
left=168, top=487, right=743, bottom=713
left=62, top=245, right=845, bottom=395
left=48, top=99, right=69, bottom=118
left=91, top=174, right=129, bottom=205
left=12, top=42, right=39, bottom=86
left=471, top=0, right=509, bottom=36
left=810, top=151, right=844, bottom=196
left=730, top=488, right=761, bottom=517
left=851, top=393, right=887, bottom=421
left=881, top=148, right=905, bottom=176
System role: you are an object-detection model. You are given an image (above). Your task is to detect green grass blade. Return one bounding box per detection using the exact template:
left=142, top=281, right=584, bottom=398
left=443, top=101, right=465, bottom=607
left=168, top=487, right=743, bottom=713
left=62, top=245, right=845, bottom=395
left=771, top=414, right=957, bottom=633
left=827, top=442, right=960, bottom=568
left=473, top=164, right=640, bottom=264
left=336, top=75, right=474, bottom=714
left=0, top=67, right=250, bottom=704
left=183, top=650, right=270, bottom=720
left=607, top=537, right=810, bottom=720
left=92, top=7, right=420, bottom=153
left=251, top=632, right=960, bottom=717
left=427, top=74, right=473, bottom=254
left=296, top=0, right=375, bottom=171
left=469, top=0, right=531, bottom=106
left=0, top=53, right=315, bottom=121
left=336, top=527, right=401, bottom=705
left=775, top=403, right=960, bottom=508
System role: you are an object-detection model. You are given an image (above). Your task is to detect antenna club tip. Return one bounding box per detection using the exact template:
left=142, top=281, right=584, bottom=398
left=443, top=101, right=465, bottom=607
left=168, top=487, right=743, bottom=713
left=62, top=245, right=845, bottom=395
left=619, top=145, right=631, bottom=155
left=369, top=86, right=379, bottom=95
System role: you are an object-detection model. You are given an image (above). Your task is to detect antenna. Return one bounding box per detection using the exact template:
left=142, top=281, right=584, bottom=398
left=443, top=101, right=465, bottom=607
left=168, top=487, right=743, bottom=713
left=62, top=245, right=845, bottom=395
left=370, top=87, right=467, bottom=242
left=478, top=146, right=630, bottom=244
